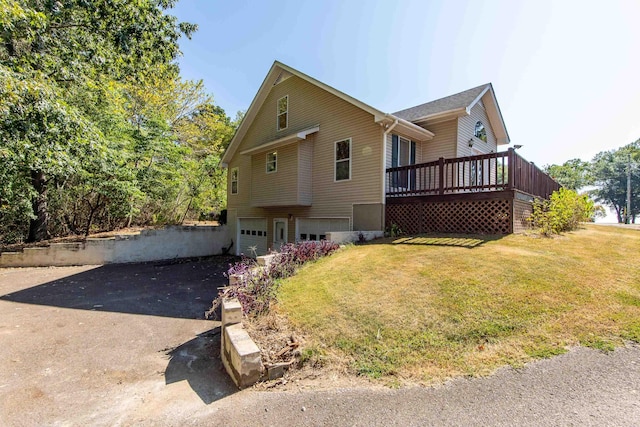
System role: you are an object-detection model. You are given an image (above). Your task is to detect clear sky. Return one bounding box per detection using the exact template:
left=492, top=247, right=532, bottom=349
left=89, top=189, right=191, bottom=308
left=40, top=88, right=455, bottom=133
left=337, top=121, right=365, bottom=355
left=170, top=0, right=640, bottom=168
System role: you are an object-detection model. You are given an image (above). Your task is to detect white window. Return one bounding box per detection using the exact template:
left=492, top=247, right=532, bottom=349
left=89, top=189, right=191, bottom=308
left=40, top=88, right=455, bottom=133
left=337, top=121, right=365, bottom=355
left=266, top=151, right=277, bottom=173
left=230, top=167, right=238, bottom=194
left=277, top=95, right=288, bottom=131
left=335, top=138, right=351, bottom=181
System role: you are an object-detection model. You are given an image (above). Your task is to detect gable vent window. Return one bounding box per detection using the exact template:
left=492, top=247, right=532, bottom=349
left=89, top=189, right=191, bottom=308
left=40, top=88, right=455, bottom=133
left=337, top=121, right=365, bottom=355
left=335, top=138, right=351, bottom=181
left=277, top=95, right=288, bottom=131
left=266, top=151, right=277, bottom=173
left=475, top=121, right=487, bottom=142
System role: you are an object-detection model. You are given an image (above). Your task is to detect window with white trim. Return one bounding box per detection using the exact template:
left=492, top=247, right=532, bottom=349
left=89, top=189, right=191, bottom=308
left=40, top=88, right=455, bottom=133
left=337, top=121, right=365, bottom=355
left=277, top=95, right=288, bottom=131
left=266, top=151, right=277, bottom=173
left=335, top=138, right=351, bottom=181
left=230, top=167, right=238, bottom=194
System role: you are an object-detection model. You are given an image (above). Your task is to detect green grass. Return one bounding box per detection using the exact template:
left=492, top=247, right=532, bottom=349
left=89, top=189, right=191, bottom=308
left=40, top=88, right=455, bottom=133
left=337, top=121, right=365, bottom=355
left=276, top=224, right=640, bottom=384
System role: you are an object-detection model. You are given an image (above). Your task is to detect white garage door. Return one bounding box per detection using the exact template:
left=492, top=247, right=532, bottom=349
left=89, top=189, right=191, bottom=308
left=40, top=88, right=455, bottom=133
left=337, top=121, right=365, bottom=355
left=297, top=218, right=350, bottom=241
left=238, top=218, right=267, bottom=257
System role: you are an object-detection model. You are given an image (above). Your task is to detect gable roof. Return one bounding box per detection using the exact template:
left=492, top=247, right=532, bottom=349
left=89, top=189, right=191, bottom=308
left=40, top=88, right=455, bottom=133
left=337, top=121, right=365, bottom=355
left=393, top=84, right=489, bottom=122
left=220, top=61, right=434, bottom=167
left=393, top=83, right=511, bottom=145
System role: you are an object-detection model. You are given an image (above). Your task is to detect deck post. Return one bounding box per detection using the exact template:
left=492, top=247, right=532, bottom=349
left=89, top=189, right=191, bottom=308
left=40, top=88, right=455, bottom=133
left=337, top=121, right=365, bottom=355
left=438, top=157, right=445, bottom=195
left=507, top=148, right=515, bottom=191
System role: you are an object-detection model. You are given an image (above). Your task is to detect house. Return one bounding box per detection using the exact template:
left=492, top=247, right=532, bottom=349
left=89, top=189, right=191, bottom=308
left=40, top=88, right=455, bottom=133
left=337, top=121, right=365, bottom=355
left=221, top=61, right=559, bottom=256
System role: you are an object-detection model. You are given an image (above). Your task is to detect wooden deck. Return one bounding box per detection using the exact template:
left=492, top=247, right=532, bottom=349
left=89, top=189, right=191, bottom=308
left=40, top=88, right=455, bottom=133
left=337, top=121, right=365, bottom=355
left=385, top=148, right=560, bottom=201
left=385, top=149, right=560, bottom=235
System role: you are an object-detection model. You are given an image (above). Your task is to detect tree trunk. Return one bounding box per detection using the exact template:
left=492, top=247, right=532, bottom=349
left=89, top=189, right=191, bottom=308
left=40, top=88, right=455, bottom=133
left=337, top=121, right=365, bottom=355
left=27, top=170, right=50, bottom=242
left=84, top=194, right=102, bottom=237
left=614, top=205, right=622, bottom=223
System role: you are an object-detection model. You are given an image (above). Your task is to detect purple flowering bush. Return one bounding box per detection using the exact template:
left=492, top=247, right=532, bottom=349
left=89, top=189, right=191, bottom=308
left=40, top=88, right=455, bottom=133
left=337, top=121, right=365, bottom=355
left=208, top=240, right=340, bottom=318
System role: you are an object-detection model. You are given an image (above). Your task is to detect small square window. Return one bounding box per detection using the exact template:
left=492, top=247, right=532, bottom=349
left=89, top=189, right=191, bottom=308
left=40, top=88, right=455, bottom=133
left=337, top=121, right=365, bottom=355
left=310, top=233, right=317, bottom=240
left=300, top=233, right=307, bottom=240
left=277, top=96, right=288, bottom=131
left=241, top=230, right=245, bottom=235
left=319, top=234, right=326, bottom=240
left=251, top=230, right=257, bottom=236
left=266, top=151, right=277, bottom=173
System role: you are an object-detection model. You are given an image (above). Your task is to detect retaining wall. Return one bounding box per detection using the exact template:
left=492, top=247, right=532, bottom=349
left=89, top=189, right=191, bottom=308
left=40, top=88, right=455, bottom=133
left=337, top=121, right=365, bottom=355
left=325, top=230, right=384, bottom=244
left=0, top=225, right=232, bottom=267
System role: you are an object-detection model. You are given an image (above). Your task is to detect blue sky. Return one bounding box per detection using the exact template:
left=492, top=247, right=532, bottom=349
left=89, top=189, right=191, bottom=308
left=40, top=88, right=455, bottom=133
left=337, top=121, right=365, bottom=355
left=170, top=0, right=640, bottom=168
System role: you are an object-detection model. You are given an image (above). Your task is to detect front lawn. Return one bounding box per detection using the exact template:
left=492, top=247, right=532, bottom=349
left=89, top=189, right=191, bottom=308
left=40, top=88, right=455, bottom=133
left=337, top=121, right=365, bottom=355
left=277, top=225, right=640, bottom=384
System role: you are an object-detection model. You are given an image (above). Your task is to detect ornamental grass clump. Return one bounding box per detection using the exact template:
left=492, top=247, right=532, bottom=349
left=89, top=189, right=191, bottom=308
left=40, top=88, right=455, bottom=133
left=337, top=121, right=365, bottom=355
left=209, top=240, right=340, bottom=318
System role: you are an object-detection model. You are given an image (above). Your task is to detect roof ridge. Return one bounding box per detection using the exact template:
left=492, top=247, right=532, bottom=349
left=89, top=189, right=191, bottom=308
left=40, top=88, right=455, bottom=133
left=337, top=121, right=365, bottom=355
left=393, top=83, right=491, bottom=117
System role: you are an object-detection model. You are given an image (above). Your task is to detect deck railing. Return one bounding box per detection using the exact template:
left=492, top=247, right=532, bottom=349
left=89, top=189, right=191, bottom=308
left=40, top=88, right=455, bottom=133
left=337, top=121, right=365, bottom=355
left=386, top=148, right=560, bottom=199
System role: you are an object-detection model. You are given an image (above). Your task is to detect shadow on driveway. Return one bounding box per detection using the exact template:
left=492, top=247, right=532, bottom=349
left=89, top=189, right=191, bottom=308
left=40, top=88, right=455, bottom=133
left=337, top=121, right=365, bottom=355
left=0, top=256, right=241, bottom=405
left=0, top=256, right=237, bottom=319
left=165, top=328, right=238, bottom=404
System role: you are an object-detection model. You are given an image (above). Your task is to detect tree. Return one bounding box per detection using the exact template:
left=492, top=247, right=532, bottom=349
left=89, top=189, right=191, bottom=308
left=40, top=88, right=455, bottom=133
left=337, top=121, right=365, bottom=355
left=591, top=140, right=640, bottom=223
left=0, top=0, right=196, bottom=241
left=0, top=67, right=99, bottom=241
left=544, top=159, right=593, bottom=191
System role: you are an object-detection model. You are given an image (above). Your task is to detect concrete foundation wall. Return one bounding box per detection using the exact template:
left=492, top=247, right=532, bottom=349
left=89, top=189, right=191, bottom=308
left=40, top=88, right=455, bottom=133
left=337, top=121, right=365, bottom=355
left=0, top=225, right=232, bottom=267
left=325, top=230, right=384, bottom=244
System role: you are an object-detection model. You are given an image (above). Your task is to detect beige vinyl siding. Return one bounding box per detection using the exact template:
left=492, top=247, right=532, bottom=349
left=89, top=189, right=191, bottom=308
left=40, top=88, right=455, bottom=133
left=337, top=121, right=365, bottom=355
left=250, top=143, right=308, bottom=207
left=385, top=133, right=393, bottom=169
left=457, top=103, right=498, bottom=157
left=297, top=137, right=313, bottom=205
left=421, top=119, right=457, bottom=162
left=227, top=74, right=385, bottom=253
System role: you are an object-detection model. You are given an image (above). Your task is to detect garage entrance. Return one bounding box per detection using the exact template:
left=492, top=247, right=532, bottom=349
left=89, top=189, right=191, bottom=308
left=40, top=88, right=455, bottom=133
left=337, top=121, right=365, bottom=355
left=237, top=218, right=267, bottom=256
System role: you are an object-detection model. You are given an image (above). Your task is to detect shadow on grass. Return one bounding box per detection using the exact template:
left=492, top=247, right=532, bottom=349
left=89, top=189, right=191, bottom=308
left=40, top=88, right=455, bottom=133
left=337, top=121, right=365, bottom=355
left=389, top=234, right=505, bottom=248
left=164, top=327, right=238, bottom=404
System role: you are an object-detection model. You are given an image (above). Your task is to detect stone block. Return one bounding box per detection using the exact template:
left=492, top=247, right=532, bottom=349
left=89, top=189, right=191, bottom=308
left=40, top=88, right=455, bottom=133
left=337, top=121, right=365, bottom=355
left=222, top=323, right=263, bottom=389
left=266, top=362, right=290, bottom=380
left=228, top=273, right=243, bottom=285
left=221, top=298, right=243, bottom=327
left=256, top=254, right=276, bottom=267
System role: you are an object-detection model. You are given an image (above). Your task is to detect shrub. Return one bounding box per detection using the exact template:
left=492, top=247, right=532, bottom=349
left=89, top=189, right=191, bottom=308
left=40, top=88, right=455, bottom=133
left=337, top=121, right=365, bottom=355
left=386, top=223, right=403, bottom=238
left=529, top=188, right=595, bottom=235
left=208, top=240, right=340, bottom=318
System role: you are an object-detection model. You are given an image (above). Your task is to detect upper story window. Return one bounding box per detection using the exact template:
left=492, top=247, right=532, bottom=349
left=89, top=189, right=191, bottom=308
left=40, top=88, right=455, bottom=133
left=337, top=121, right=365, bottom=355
left=230, top=167, right=238, bottom=194
left=335, top=138, right=351, bottom=181
left=475, top=121, right=487, bottom=142
left=277, top=95, right=288, bottom=131
left=266, top=151, right=277, bottom=173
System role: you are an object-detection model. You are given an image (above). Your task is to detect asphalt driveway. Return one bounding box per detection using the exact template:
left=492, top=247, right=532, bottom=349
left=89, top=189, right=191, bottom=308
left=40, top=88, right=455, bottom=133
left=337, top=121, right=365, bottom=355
left=0, top=258, right=238, bottom=426
left=1, top=258, right=639, bottom=426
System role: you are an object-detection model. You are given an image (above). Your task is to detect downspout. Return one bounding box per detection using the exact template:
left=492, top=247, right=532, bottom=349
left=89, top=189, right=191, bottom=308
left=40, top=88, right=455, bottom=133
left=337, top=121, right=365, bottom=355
left=381, top=119, right=399, bottom=229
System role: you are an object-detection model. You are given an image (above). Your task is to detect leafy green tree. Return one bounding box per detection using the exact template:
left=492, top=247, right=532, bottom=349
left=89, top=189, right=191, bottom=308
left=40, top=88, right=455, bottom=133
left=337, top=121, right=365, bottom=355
left=544, top=159, right=593, bottom=191
left=0, top=67, right=99, bottom=241
left=590, top=140, right=639, bottom=223
left=0, top=0, right=197, bottom=242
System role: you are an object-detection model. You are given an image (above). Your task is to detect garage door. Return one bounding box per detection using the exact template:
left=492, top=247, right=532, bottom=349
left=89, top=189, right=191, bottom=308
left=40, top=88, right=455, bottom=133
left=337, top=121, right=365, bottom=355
left=297, top=218, right=350, bottom=241
left=238, top=218, right=267, bottom=257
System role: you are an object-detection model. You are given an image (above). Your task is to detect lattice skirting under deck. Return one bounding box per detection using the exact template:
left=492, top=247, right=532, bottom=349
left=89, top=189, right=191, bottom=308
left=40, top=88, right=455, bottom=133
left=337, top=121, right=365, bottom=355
left=386, top=198, right=517, bottom=235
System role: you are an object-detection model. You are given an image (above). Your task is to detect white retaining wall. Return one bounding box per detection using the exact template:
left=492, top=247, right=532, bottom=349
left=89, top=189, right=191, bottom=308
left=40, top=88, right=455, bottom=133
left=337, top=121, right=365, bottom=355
left=0, top=225, right=232, bottom=267
left=325, top=230, right=384, bottom=244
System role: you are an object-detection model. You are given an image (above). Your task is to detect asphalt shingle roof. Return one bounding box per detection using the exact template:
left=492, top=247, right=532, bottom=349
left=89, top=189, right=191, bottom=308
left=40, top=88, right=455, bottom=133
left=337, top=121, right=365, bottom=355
left=393, top=84, right=490, bottom=122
